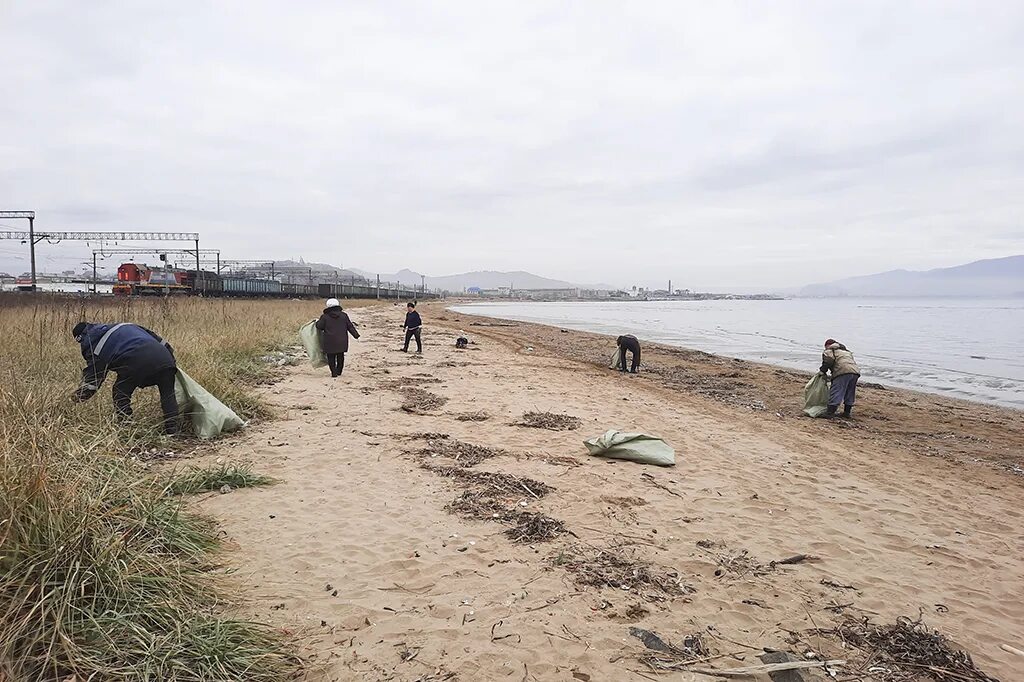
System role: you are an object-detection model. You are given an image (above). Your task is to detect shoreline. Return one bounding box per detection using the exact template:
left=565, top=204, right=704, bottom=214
left=431, top=300, right=1023, bottom=477
left=446, top=299, right=1023, bottom=411
left=197, top=301, right=1022, bottom=680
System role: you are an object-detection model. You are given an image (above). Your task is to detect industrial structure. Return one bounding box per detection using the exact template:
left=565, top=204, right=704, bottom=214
left=0, top=209, right=438, bottom=299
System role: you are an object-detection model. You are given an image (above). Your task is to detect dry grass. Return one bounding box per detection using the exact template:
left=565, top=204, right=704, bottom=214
left=0, top=293, right=316, bottom=681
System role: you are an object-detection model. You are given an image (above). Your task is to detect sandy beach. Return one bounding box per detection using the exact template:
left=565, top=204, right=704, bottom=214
left=197, top=301, right=1023, bottom=681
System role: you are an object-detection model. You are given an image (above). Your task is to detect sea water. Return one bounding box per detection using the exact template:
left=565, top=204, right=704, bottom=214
left=452, top=298, right=1024, bottom=409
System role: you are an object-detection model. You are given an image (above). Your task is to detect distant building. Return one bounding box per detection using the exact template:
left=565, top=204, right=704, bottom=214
left=515, top=288, right=578, bottom=300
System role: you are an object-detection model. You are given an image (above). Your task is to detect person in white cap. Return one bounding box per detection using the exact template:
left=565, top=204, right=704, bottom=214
left=315, top=298, right=360, bottom=378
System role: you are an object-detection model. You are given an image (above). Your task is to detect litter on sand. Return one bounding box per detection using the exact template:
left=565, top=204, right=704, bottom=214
left=174, top=369, right=245, bottom=439
left=584, top=430, right=675, bottom=466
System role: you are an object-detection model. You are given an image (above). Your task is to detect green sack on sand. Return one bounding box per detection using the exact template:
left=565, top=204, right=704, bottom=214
left=803, top=372, right=830, bottom=418
left=609, top=351, right=623, bottom=370
left=584, top=430, right=675, bottom=466
left=174, top=369, right=245, bottom=439
left=299, top=320, right=327, bottom=368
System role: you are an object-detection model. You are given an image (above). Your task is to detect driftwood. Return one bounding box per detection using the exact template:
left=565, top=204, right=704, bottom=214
left=687, top=660, right=844, bottom=677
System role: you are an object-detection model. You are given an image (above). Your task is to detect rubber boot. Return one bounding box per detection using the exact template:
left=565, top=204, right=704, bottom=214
left=843, top=405, right=852, bottom=419
left=825, top=405, right=838, bottom=419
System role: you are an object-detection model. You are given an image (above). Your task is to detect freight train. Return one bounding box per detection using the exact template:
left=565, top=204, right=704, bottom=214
left=112, top=263, right=436, bottom=300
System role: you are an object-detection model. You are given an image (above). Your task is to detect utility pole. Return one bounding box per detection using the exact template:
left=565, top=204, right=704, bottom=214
left=92, top=253, right=97, bottom=294
left=0, top=211, right=37, bottom=289
left=194, top=238, right=200, bottom=274
left=29, top=215, right=36, bottom=291
left=376, top=274, right=380, bottom=299
left=421, top=274, right=425, bottom=294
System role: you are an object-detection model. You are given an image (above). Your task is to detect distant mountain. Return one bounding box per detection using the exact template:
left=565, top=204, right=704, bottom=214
left=351, top=268, right=578, bottom=292
left=799, top=255, right=1024, bottom=297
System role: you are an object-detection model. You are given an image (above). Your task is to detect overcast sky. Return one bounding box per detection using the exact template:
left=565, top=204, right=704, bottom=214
left=1, top=1, right=1022, bottom=289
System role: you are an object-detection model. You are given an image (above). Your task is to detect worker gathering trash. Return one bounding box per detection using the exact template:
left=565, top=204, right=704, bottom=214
left=73, top=321, right=180, bottom=435
left=315, top=298, right=361, bottom=378
left=820, top=338, right=861, bottom=418
left=614, top=334, right=642, bottom=373
left=72, top=321, right=243, bottom=438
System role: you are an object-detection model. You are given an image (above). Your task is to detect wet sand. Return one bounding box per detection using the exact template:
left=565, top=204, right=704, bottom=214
left=197, top=301, right=1023, bottom=680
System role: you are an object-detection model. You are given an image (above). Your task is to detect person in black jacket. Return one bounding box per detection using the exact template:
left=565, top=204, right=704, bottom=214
left=617, top=334, right=641, bottom=373
left=315, top=298, right=360, bottom=377
left=72, top=321, right=179, bottom=434
left=402, top=301, right=423, bottom=353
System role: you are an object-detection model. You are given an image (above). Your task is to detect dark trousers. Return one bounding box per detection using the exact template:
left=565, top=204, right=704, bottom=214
left=829, top=373, right=858, bottom=408
left=327, top=352, right=346, bottom=377
left=403, top=327, right=422, bottom=352
left=113, top=366, right=179, bottom=434
left=619, top=343, right=641, bottom=372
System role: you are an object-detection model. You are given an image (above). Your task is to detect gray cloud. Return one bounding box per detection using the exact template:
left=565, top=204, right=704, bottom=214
left=1, top=1, right=1022, bottom=288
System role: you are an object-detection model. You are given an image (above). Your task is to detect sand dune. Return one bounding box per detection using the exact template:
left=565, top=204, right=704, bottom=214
left=197, top=303, right=1023, bottom=680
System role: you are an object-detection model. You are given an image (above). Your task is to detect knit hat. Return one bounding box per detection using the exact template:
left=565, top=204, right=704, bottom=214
left=325, top=298, right=340, bottom=309
left=824, top=338, right=837, bottom=348
left=72, top=322, right=89, bottom=340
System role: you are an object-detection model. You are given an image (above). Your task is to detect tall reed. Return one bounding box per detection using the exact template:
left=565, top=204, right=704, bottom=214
left=0, top=294, right=315, bottom=681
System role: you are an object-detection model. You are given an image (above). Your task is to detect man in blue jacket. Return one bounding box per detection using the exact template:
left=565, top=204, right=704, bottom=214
left=402, top=301, right=423, bottom=353
left=72, top=321, right=179, bottom=434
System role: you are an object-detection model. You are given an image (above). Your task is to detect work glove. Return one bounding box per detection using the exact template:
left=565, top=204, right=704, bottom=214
left=72, top=387, right=95, bottom=402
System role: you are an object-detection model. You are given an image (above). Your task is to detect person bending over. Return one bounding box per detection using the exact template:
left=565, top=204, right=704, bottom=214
left=72, top=321, right=179, bottom=434
left=820, top=338, right=861, bottom=418
left=617, top=334, right=641, bottom=374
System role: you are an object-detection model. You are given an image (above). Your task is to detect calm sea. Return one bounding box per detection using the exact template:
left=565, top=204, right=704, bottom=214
left=452, top=298, right=1024, bottom=409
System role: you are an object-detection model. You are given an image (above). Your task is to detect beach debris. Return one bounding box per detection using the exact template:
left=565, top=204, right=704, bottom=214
left=601, top=495, right=649, bottom=508
left=399, top=387, right=448, bottom=413
left=688, top=660, right=845, bottom=678
left=504, top=512, right=566, bottom=543
left=514, top=411, right=582, bottom=431
left=820, top=578, right=857, bottom=591
left=704, top=548, right=771, bottom=578
left=414, top=437, right=511, bottom=467
left=400, top=432, right=451, bottom=441
left=552, top=545, right=692, bottom=598
left=772, top=554, right=820, bottom=567
left=640, top=472, right=684, bottom=498
left=381, top=375, right=442, bottom=389
left=632, top=629, right=713, bottom=671
left=424, top=464, right=566, bottom=543
left=629, top=627, right=679, bottom=653
left=832, top=615, right=999, bottom=681
left=454, top=410, right=491, bottom=422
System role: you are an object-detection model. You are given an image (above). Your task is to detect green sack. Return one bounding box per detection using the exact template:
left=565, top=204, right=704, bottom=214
left=174, top=369, right=245, bottom=439
left=803, top=373, right=831, bottom=418
left=609, top=351, right=623, bottom=370
left=584, top=430, right=675, bottom=466
left=299, top=320, right=327, bottom=368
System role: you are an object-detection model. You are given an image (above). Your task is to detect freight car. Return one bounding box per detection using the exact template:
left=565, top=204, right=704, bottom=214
left=113, top=262, right=438, bottom=300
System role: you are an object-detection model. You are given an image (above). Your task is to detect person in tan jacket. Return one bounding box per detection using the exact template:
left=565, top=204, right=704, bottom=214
left=820, top=339, right=861, bottom=418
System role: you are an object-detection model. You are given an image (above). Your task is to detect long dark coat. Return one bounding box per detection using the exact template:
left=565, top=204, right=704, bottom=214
left=315, top=307, right=360, bottom=354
